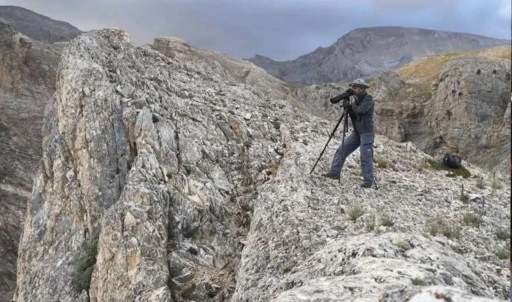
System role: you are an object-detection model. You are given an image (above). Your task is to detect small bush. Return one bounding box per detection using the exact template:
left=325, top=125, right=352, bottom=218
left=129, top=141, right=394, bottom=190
left=349, top=206, right=365, bottom=222
left=72, top=234, right=99, bottom=293
left=376, top=157, right=389, bottom=169
left=426, top=218, right=461, bottom=239
left=496, top=228, right=510, bottom=241
left=396, top=240, right=411, bottom=251
left=462, top=212, right=482, bottom=227
left=411, top=278, right=427, bottom=286
left=496, top=248, right=510, bottom=260
left=381, top=215, right=394, bottom=227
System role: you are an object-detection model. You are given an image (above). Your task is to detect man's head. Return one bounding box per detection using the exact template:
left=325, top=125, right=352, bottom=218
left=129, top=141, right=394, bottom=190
left=349, top=78, right=370, bottom=96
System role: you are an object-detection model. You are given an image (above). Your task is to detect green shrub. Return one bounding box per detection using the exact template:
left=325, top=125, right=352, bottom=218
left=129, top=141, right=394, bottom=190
left=426, top=218, right=461, bottom=239
left=349, top=206, right=364, bottom=222
left=72, top=234, right=99, bottom=293
left=462, top=212, right=482, bottom=227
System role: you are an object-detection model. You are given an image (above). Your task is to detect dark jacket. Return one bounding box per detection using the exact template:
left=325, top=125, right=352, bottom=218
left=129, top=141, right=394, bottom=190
left=349, top=92, right=374, bottom=134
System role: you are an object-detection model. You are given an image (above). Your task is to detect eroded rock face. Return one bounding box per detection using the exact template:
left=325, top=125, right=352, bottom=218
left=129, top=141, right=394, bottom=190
left=0, top=22, right=62, bottom=302
left=427, top=57, right=511, bottom=172
left=13, top=29, right=510, bottom=302
left=13, top=28, right=311, bottom=302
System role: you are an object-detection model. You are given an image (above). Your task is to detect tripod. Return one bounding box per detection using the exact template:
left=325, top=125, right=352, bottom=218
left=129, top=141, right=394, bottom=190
left=310, top=105, right=351, bottom=182
left=310, top=104, right=379, bottom=189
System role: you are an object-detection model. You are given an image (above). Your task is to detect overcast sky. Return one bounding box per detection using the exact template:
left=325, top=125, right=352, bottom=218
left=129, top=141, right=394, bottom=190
left=1, top=0, right=510, bottom=61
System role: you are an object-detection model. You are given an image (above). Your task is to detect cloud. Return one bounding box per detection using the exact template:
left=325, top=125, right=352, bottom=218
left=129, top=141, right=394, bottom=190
left=0, top=0, right=509, bottom=61
left=499, top=0, right=511, bottom=19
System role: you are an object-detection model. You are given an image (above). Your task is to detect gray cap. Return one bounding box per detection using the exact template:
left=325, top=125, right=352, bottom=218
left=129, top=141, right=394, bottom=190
left=349, top=78, right=370, bottom=88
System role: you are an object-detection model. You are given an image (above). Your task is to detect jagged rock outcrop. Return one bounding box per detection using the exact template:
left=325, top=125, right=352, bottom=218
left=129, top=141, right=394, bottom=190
left=0, top=22, right=62, bottom=302
left=249, top=26, right=510, bottom=85
left=13, top=28, right=511, bottom=302
left=0, top=5, right=82, bottom=43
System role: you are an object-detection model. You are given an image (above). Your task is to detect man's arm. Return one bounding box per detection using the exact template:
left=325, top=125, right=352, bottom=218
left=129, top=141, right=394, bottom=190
left=352, top=94, right=373, bottom=114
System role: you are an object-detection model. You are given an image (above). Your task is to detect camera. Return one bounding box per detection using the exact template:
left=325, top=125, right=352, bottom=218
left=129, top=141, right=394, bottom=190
left=330, top=88, right=353, bottom=106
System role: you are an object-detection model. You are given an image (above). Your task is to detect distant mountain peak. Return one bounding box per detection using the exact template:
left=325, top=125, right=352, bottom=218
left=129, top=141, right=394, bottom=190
left=0, top=5, right=82, bottom=43
left=249, top=26, right=510, bottom=85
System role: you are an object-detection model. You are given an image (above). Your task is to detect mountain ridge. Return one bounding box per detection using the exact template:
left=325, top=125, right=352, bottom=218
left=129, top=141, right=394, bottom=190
left=0, top=5, right=82, bottom=43
left=249, top=26, right=510, bottom=85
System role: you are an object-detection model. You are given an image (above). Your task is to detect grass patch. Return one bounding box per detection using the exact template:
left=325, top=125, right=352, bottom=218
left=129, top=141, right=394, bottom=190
left=496, top=228, right=510, bottom=241
left=426, top=159, right=471, bottom=179
left=397, top=46, right=511, bottom=82
left=381, top=214, right=394, bottom=227
left=462, top=212, right=482, bottom=227
left=265, top=162, right=280, bottom=177
left=349, top=206, right=365, bottom=222
left=476, top=177, right=485, bottom=189
left=452, top=246, right=465, bottom=254
left=411, top=278, right=428, bottom=286
left=72, top=234, right=99, bottom=293
left=460, top=184, right=469, bottom=203
left=395, top=240, right=411, bottom=251
left=366, top=214, right=376, bottom=231
left=426, top=218, right=461, bottom=239
left=496, top=248, right=510, bottom=260
left=491, top=171, right=503, bottom=193
left=376, top=157, right=390, bottom=169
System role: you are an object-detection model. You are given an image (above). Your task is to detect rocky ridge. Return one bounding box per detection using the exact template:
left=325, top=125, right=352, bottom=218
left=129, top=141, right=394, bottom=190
left=249, top=26, right=510, bottom=85
left=13, top=28, right=511, bottom=302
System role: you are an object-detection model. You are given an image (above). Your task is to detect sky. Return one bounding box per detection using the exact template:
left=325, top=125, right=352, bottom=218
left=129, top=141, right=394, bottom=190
left=1, top=0, right=510, bottom=61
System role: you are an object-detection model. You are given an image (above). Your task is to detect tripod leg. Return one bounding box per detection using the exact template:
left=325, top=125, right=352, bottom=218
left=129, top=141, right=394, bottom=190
left=310, top=111, right=346, bottom=175
left=338, top=110, right=349, bottom=184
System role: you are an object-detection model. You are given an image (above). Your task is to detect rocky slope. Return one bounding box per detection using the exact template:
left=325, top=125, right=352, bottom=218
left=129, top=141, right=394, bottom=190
left=0, top=5, right=82, bottom=43
left=0, top=21, right=63, bottom=301
left=290, top=46, right=511, bottom=175
left=13, top=28, right=511, bottom=302
left=249, top=26, right=510, bottom=85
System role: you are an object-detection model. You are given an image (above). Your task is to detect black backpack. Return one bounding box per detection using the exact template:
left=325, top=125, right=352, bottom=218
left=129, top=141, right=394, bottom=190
left=443, top=153, right=462, bottom=169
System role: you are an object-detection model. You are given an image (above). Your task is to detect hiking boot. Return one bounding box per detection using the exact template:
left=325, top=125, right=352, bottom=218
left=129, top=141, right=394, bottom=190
left=361, top=182, right=372, bottom=188
left=322, top=173, right=340, bottom=180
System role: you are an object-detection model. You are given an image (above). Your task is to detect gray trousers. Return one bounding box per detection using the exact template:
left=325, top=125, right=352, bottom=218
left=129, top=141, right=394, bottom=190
left=329, top=132, right=374, bottom=184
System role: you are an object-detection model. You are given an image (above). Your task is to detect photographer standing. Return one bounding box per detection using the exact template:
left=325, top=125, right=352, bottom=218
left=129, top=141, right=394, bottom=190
left=322, top=79, right=375, bottom=188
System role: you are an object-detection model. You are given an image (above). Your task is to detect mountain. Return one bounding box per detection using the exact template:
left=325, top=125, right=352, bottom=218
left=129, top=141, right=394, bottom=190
left=0, top=5, right=82, bottom=42
left=12, top=28, right=510, bottom=302
left=249, top=26, right=511, bottom=85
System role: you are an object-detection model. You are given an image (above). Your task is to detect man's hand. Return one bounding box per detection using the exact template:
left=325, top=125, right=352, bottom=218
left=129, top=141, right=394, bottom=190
left=349, top=95, right=358, bottom=106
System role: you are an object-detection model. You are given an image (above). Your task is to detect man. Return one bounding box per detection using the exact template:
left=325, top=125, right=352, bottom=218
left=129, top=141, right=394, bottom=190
left=322, top=78, right=375, bottom=188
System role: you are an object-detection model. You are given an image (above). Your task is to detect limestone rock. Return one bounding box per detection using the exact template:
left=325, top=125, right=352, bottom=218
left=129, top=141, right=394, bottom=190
left=0, top=22, right=62, bottom=302
left=13, top=28, right=511, bottom=302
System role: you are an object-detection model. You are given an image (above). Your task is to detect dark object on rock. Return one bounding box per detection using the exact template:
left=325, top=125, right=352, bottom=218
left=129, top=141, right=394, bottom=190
left=443, top=153, right=462, bottom=169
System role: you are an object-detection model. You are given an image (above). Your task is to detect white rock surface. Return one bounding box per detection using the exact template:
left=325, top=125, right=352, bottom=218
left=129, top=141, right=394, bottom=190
left=13, top=29, right=511, bottom=302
